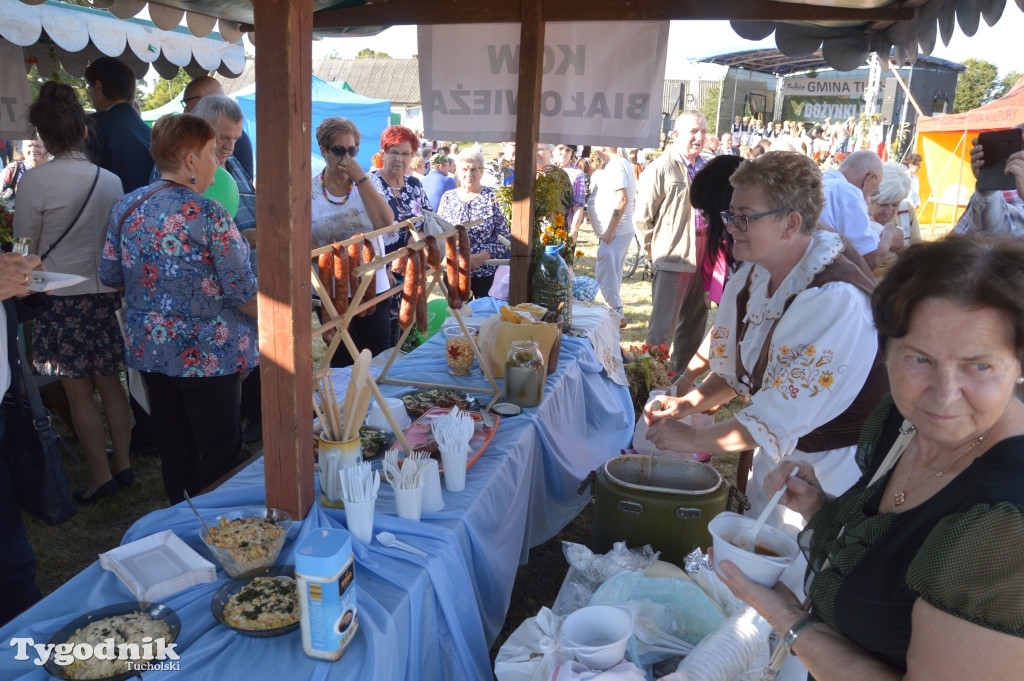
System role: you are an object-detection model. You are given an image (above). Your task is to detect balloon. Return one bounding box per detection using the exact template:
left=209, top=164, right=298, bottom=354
left=203, top=166, right=240, bottom=218
left=424, top=298, right=450, bottom=338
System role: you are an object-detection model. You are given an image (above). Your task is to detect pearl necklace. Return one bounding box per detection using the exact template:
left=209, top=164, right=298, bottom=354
left=893, top=431, right=988, bottom=506
left=320, top=169, right=353, bottom=206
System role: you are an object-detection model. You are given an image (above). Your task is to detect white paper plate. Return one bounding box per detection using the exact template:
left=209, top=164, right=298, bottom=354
left=28, top=270, right=89, bottom=292
left=100, top=529, right=216, bottom=601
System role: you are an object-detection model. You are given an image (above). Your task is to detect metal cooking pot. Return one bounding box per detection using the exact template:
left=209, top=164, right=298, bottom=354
left=591, top=454, right=730, bottom=568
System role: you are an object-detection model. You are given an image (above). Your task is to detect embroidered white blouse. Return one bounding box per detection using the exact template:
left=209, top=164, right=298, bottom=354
left=709, top=230, right=878, bottom=462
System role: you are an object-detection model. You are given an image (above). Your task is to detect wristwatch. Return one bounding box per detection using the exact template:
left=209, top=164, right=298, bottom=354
left=783, top=614, right=816, bottom=651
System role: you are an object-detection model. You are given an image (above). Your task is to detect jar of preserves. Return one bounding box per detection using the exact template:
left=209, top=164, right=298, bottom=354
left=505, top=340, right=545, bottom=408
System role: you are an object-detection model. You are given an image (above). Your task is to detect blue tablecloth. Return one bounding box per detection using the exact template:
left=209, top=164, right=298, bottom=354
left=0, top=300, right=633, bottom=681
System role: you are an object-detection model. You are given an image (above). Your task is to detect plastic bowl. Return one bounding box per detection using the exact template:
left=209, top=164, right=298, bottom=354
left=708, top=511, right=799, bottom=587
left=200, top=507, right=292, bottom=577
left=561, top=604, right=632, bottom=670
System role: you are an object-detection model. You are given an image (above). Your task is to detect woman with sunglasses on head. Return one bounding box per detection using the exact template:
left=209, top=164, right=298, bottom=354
left=645, top=152, right=888, bottom=594
left=312, top=117, right=395, bottom=367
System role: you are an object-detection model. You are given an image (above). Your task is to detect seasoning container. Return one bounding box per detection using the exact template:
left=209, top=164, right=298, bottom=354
left=296, top=528, right=358, bottom=660
left=505, top=339, right=545, bottom=408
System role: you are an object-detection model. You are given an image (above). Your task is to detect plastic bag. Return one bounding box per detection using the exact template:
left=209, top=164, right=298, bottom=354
left=551, top=659, right=647, bottom=681
left=654, top=549, right=773, bottom=681
left=494, top=607, right=573, bottom=681
left=590, top=572, right=726, bottom=668
left=552, top=542, right=659, bottom=616
left=657, top=607, right=771, bottom=681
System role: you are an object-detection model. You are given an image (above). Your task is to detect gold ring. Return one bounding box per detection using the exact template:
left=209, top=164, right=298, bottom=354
left=22, top=273, right=30, bottom=285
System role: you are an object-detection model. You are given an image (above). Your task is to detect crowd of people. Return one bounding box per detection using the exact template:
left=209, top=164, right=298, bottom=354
left=2, top=53, right=1024, bottom=679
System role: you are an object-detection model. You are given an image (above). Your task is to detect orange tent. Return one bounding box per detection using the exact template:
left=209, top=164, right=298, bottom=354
left=915, top=76, right=1024, bottom=228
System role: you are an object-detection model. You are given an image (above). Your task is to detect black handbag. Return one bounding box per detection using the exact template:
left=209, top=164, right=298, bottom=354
left=3, top=335, right=76, bottom=525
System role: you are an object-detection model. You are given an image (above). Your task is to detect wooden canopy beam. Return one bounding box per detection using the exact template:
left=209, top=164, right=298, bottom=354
left=309, top=0, right=914, bottom=29
left=251, top=0, right=315, bottom=520
left=508, top=0, right=544, bottom=305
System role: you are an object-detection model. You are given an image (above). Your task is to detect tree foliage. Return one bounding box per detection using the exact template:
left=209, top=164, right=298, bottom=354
left=953, top=59, right=1002, bottom=112
left=141, top=68, right=193, bottom=111
left=356, top=48, right=390, bottom=59
left=700, top=83, right=721, bottom=135
left=993, top=71, right=1023, bottom=100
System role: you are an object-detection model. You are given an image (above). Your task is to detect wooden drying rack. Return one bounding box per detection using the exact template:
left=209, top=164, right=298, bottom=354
left=310, top=217, right=501, bottom=453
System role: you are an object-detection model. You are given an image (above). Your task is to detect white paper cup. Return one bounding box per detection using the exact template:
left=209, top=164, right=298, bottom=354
left=344, top=496, right=376, bottom=544
left=367, top=397, right=411, bottom=431
left=439, top=445, right=468, bottom=492
left=421, top=459, right=444, bottom=513
left=708, top=511, right=799, bottom=587
left=393, top=483, right=425, bottom=522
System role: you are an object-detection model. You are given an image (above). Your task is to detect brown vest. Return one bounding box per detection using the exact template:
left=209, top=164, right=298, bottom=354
left=734, top=248, right=889, bottom=454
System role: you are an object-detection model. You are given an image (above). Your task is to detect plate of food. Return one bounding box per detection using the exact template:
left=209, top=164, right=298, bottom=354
left=43, top=602, right=180, bottom=680
left=398, top=407, right=499, bottom=471
left=211, top=565, right=300, bottom=637
left=359, top=425, right=395, bottom=458
left=400, top=389, right=478, bottom=417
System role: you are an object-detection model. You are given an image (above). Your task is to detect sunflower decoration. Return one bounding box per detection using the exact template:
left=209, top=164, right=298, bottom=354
left=496, top=164, right=578, bottom=268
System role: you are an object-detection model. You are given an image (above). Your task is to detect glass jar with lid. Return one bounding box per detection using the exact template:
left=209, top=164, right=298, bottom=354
left=505, top=339, right=545, bottom=408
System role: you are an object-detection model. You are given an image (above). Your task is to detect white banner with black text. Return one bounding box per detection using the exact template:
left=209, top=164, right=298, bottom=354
left=418, top=22, right=669, bottom=147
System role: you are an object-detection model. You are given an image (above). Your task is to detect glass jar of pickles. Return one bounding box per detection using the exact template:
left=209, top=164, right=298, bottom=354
left=505, top=340, right=545, bottom=408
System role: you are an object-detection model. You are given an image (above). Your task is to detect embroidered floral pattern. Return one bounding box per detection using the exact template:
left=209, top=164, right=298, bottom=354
left=710, top=326, right=731, bottom=360
left=765, top=344, right=841, bottom=399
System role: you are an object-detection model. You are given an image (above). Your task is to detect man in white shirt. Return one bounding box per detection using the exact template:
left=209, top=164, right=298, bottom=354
left=820, top=150, right=904, bottom=269
left=590, top=147, right=636, bottom=325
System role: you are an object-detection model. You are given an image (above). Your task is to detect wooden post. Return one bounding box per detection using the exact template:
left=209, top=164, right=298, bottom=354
left=508, top=0, right=545, bottom=305
left=251, top=0, right=314, bottom=520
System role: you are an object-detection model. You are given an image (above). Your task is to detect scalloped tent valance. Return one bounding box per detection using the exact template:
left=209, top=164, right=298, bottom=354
left=732, top=0, right=1020, bottom=72
left=12, top=0, right=1024, bottom=74
left=4, top=0, right=245, bottom=79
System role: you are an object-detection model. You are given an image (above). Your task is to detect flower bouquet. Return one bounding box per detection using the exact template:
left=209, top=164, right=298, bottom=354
left=623, top=343, right=675, bottom=417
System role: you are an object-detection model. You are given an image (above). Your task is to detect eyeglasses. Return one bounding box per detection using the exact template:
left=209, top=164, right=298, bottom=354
left=181, top=96, right=201, bottom=109
left=720, top=207, right=789, bottom=232
left=326, top=145, right=359, bottom=158
left=458, top=166, right=483, bottom=173
left=385, top=150, right=412, bottom=160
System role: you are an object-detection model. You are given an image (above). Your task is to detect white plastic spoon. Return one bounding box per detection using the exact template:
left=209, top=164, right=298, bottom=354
left=734, top=467, right=799, bottom=553
left=376, top=531, right=428, bottom=557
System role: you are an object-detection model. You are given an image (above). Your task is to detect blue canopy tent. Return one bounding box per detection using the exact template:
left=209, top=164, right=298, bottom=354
left=234, top=75, right=390, bottom=178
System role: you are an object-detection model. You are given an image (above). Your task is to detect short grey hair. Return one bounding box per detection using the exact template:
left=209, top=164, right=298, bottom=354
left=192, top=94, right=243, bottom=124
left=872, top=161, right=912, bottom=205
left=455, top=147, right=485, bottom=170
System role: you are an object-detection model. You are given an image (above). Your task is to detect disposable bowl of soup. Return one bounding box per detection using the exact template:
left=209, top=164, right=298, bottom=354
left=200, top=506, right=292, bottom=577
left=560, top=604, right=632, bottom=670
left=708, top=511, right=799, bottom=587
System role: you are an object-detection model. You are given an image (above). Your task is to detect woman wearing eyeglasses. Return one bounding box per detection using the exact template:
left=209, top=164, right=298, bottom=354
left=646, top=152, right=888, bottom=591
left=312, top=117, right=396, bottom=367
left=369, top=126, right=432, bottom=340
left=436, top=148, right=511, bottom=299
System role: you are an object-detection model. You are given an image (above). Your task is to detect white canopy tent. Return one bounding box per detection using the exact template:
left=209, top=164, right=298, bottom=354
left=0, top=0, right=245, bottom=137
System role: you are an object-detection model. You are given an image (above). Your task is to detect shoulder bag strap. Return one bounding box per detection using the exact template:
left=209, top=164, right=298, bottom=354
left=39, top=165, right=101, bottom=262
left=111, top=181, right=181, bottom=242
left=13, top=329, right=50, bottom=429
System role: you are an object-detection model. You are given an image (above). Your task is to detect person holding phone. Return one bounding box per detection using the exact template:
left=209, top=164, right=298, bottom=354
left=952, top=124, right=1024, bottom=237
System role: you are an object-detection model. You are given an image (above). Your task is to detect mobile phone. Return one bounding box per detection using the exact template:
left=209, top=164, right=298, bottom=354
left=977, top=128, right=1024, bottom=191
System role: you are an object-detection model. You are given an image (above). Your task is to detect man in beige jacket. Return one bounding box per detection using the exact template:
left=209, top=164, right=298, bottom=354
left=634, top=111, right=708, bottom=372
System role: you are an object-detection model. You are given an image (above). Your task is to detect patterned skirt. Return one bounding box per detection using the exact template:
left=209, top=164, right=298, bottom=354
left=31, top=292, right=125, bottom=379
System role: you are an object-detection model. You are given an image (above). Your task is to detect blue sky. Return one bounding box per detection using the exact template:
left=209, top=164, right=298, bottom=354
left=310, top=13, right=1024, bottom=76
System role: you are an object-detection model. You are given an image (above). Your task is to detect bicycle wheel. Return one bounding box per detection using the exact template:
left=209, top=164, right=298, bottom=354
left=623, top=236, right=641, bottom=278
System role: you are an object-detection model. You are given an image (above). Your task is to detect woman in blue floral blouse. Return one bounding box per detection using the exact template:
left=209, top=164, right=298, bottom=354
left=437, top=148, right=511, bottom=298
left=100, top=114, right=258, bottom=505
left=369, top=126, right=431, bottom=340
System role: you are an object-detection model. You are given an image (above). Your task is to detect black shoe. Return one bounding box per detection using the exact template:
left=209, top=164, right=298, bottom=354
left=242, top=420, right=262, bottom=444
left=73, top=478, right=120, bottom=505
left=114, top=468, right=136, bottom=488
